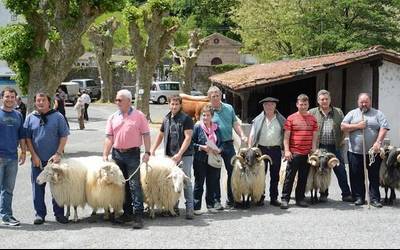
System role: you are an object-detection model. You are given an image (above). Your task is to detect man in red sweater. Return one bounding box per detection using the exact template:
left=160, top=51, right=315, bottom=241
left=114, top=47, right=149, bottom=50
left=281, top=94, right=318, bottom=209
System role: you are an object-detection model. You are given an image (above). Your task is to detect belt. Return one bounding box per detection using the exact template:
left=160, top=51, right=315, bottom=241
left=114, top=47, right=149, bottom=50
left=114, top=147, right=140, bottom=153
left=259, top=145, right=281, bottom=150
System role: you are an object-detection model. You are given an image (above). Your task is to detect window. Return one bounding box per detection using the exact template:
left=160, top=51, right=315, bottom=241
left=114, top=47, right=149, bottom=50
left=72, top=81, right=84, bottom=88
left=213, top=38, right=220, bottom=44
left=151, top=84, right=157, bottom=91
left=211, top=57, right=223, bottom=65
left=159, top=84, right=166, bottom=90
left=86, top=80, right=96, bottom=87
left=169, top=83, right=179, bottom=91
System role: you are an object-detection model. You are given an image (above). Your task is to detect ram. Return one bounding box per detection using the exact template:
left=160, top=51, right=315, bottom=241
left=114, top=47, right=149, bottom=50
left=379, top=146, right=400, bottom=205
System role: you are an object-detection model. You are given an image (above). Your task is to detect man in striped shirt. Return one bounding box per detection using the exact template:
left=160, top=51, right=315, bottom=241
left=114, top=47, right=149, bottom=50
left=281, top=94, right=318, bottom=209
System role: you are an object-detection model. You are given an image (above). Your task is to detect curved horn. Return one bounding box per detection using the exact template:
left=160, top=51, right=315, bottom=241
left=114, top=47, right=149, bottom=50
left=397, top=154, right=400, bottom=163
left=308, top=155, right=319, bottom=167
left=231, top=155, right=244, bottom=166
left=259, top=154, right=273, bottom=166
left=327, top=157, right=340, bottom=168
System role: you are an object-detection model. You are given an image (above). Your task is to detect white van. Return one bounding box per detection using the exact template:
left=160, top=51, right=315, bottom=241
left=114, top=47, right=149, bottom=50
left=59, top=82, right=80, bottom=104
left=150, top=81, right=203, bottom=104
left=70, top=79, right=101, bottom=100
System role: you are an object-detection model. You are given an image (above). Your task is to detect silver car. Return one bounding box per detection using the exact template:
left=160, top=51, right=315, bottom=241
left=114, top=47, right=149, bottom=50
left=71, top=79, right=101, bottom=100
left=150, top=81, right=203, bottom=104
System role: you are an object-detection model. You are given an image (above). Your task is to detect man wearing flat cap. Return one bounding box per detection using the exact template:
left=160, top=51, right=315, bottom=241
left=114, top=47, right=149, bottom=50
left=248, top=97, right=286, bottom=207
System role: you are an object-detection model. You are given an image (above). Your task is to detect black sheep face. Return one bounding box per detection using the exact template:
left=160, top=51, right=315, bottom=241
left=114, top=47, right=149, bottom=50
left=386, top=147, right=400, bottom=169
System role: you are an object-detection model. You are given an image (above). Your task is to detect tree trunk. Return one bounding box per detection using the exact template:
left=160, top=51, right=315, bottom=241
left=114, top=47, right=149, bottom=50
left=98, top=60, right=113, bottom=102
left=135, top=63, right=154, bottom=120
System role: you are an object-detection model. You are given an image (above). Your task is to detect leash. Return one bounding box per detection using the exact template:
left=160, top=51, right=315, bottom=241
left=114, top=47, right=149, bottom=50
left=368, top=148, right=378, bottom=167
left=124, top=162, right=149, bottom=183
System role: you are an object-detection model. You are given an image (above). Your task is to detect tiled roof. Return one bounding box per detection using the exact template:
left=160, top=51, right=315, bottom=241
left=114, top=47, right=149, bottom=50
left=209, top=46, right=400, bottom=91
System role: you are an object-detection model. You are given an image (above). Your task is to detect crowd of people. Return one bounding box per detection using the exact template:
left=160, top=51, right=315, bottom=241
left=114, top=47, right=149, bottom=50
left=0, top=85, right=390, bottom=229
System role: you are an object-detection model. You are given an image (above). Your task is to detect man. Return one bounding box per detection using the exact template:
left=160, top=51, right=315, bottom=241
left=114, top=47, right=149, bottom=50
left=341, top=93, right=389, bottom=208
left=150, top=95, right=194, bottom=219
left=248, top=97, right=286, bottom=207
left=24, top=93, right=70, bottom=225
left=281, top=94, right=318, bottom=209
left=81, top=90, right=91, bottom=121
left=15, top=96, right=27, bottom=122
left=208, top=86, right=247, bottom=209
left=0, top=87, right=27, bottom=226
left=309, top=90, right=353, bottom=202
left=103, top=89, right=151, bottom=229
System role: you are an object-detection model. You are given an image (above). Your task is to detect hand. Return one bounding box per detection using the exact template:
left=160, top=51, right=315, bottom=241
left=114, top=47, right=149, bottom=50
left=32, top=155, right=41, bottom=168
left=150, top=150, right=156, bottom=156
left=172, top=153, right=182, bottom=163
left=284, top=151, right=293, bottom=162
left=200, top=145, right=210, bottom=153
left=19, top=152, right=26, bottom=166
left=103, top=155, right=109, bottom=162
left=49, top=154, right=61, bottom=164
left=142, top=153, right=150, bottom=163
left=213, top=148, right=222, bottom=154
left=358, top=120, right=367, bottom=130
left=372, top=142, right=381, bottom=153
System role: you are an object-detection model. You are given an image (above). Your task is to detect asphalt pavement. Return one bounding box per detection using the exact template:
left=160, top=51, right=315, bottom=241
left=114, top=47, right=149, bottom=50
left=1, top=103, right=399, bottom=249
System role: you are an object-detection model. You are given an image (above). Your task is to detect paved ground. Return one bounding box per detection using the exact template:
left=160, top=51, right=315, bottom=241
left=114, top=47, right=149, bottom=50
left=1, top=103, right=400, bottom=249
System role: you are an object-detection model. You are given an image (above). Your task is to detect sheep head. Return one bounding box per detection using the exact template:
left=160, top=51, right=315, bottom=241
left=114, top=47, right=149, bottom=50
left=231, top=148, right=247, bottom=168
left=232, top=148, right=273, bottom=170
left=167, top=167, right=190, bottom=193
left=379, top=146, right=394, bottom=160
left=98, top=162, right=125, bottom=186
left=308, top=149, right=339, bottom=172
left=386, top=146, right=400, bottom=168
left=36, top=163, right=66, bottom=185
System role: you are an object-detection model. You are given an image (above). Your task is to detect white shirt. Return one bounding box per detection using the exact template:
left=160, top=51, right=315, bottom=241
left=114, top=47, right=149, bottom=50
left=81, top=93, right=91, bottom=104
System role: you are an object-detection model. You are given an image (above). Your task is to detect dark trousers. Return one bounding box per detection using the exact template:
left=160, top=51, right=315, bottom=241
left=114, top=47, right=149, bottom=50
left=259, top=146, right=282, bottom=201
left=112, top=149, right=144, bottom=214
left=84, top=104, right=89, bottom=121
left=281, top=154, right=310, bottom=202
left=193, top=159, right=221, bottom=210
left=319, top=144, right=352, bottom=197
left=216, top=141, right=236, bottom=204
left=347, top=152, right=381, bottom=202
left=31, top=161, right=64, bottom=219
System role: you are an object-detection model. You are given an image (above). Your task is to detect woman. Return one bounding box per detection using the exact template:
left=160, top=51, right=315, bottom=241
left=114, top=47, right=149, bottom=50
left=192, top=104, right=224, bottom=215
left=74, top=93, right=85, bottom=130
left=54, top=93, right=69, bottom=128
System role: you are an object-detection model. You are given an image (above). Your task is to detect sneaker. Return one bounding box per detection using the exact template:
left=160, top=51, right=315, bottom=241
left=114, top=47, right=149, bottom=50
left=193, top=210, right=203, bottom=216
left=208, top=207, right=218, bottom=213
left=225, top=201, right=235, bottom=210
left=33, top=216, right=45, bottom=225
left=342, top=195, right=355, bottom=202
left=114, top=213, right=134, bottom=224
left=185, top=208, right=194, bottom=220
left=9, top=216, right=20, bottom=224
left=132, top=214, right=144, bottom=229
left=280, top=200, right=289, bottom=209
left=214, top=202, right=224, bottom=211
left=2, top=217, right=20, bottom=226
left=55, top=215, right=69, bottom=224
left=270, top=200, right=281, bottom=207
left=371, top=200, right=383, bottom=208
left=296, top=200, right=309, bottom=208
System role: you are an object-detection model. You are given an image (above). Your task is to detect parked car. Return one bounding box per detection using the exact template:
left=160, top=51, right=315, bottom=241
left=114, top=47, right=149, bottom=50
left=59, top=82, right=80, bottom=104
left=150, top=81, right=204, bottom=104
left=70, top=79, right=101, bottom=100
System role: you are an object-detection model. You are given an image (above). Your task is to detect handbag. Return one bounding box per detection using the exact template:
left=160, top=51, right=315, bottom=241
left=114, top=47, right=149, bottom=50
left=208, top=152, right=224, bottom=169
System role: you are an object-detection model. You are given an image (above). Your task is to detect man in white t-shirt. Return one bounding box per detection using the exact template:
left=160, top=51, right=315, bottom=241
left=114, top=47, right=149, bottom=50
left=81, top=91, right=91, bottom=121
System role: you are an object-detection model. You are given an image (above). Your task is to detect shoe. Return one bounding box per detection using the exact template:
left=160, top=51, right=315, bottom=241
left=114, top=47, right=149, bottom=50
left=270, top=200, right=281, bottom=207
left=33, top=216, right=44, bottom=225
left=56, top=215, right=69, bottom=224
left=185, top=208, right=194, bottom=220
left=114, top=213, right=134, bottom=224
left=342, top=195, right=355, bottom=202
left=225, top=201, right=234, bottom=210
left=132, top=214, right=144, bottom=229
left=319, top=195, right=328, bottom=203
left=214, top=202, right=224, bottom=211
left=2, top=217, right=20, bottom=226
left=280, top=200, right=289, bottom=209
left=193, top=210, right=203, bottom=216
left=9, top=216, right=20, bottom=224
left=371, top=200, right=383, bottom=208
left=296, top=200, right=309, bottom=208
left=207, top=207, right=218, bottom=213
left=354, top=198, right=365, bottom=206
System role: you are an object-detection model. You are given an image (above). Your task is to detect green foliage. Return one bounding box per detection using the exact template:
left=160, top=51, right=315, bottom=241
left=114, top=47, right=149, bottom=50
left=0, top=24, right=35, bottom=94
left=124, top=58, right=138, bottom=73
left=48, top=26, right=61, bottom=43
left=213, top=64, right=247, bottom=73
left=234, top=0, right=400, bottom=61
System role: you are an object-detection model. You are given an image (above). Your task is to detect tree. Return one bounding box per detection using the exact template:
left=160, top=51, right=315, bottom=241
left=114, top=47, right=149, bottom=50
left=124, top=0, right=179, bottom=119
left=233, top=0, right=400, bottom=61
left=0, top=0, right=124, bottom=109
left=170, top=30, right=205, bottom=94
left=88, top=17, right=120, bottom=103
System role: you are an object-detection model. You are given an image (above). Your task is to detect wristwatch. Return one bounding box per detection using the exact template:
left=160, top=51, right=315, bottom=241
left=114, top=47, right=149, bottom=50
left=56, top=151, right=63, bottom=156
left=145, top=152, right=151, bottom=156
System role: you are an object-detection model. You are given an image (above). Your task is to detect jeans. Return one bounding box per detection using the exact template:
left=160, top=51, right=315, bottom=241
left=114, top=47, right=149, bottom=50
left=31, top=161, right=64, bottom=219
left=0, top=157, right=18, bottom=220
left=193, top=159, right=221, bottom=210
left=319, top=145, right=352, bottom=197
left=259, top=146, right=282, bottom=201
left=217, top=141, right=236, bottom=204
left=113, top=149, right=144, bottom=214
left=178, top=156, right=194, bottom=210
left=281, top=154, right=310, bottom=202
left=84, top=104, right=89, bottom=121
left=347, top=152, right=381, bottom=202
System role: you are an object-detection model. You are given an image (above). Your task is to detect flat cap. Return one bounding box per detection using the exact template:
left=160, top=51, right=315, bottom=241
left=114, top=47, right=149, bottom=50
left=259, top=97, right=279, bottom=104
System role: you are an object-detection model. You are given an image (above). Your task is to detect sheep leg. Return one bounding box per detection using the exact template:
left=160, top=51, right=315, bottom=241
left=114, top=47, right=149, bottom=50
left=73, top=206, right=78, bottom=223
left=390, top=188, right=396, bottom=205
left=150, top=205, right=156, bottom=219
left=245, top=195, right=251, bottom=209
left=66, top=206, right=71, bottom=219
left=383, top=187, right=389, bottom=205
left=104, top=209, right=110, bottom=221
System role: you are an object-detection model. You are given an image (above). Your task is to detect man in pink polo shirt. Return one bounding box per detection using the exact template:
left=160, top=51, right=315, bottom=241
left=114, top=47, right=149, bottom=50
left=103, top=89, right=151, bottom=229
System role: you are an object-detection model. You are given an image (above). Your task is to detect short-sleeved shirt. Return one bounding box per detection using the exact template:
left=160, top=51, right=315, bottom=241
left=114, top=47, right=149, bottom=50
left=160, top=111, right=194, bottom=157
left=106, top=107, right=150, bottom=149
left=24, top=111, right=70, bottom=161
left=342, top=108, right=390, bottom=154
left=212, top=102, right=237, bottom=142
left=257, top=116, right=283, bottom=147
left=0, top=108, right=26, bottom=160
left=285, top=112, right=318, bottom=155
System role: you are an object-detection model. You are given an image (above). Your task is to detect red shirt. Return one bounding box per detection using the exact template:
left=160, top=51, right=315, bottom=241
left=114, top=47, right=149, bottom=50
left=284, top=112, right=318, bottom=155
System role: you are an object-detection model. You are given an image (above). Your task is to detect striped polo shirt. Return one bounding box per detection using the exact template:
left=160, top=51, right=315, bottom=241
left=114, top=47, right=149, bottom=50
left=284, top=112, right=318, bottom=155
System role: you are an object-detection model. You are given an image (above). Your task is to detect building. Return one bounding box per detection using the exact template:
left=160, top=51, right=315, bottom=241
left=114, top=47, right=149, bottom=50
left=210, top=46, right=400, bottom=145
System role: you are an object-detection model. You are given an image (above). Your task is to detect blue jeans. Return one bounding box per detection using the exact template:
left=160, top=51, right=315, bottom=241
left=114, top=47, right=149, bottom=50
left=0, top=157, right=18, bottom=220
left=31, top=161, right=64, bottom=219
left=180, top=156, right=194, bottom=210
left=113, top=149, right=144, bottom=214
left=319, top=145, right=352, bottom=197
left=217, top=141, right=236, bottom=204
left=193, top=158, right=221, bottom=210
